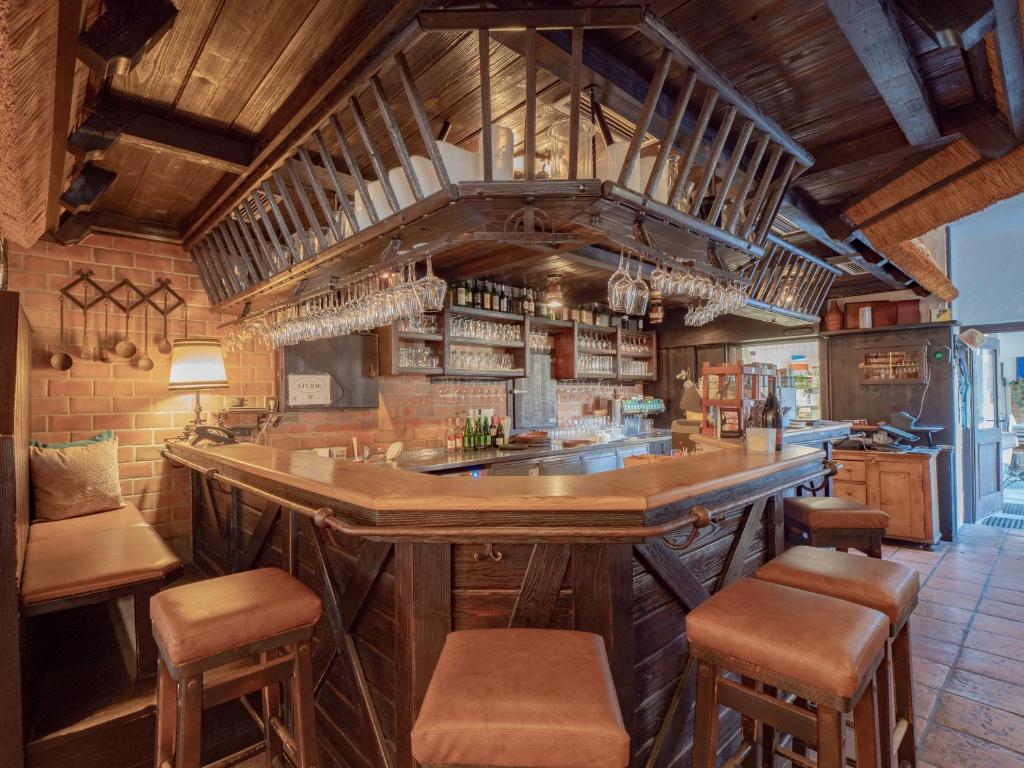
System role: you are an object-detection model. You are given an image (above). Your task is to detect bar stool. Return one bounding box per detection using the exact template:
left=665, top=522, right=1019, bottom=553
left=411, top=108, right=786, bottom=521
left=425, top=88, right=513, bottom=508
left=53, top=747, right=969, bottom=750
left=756, top=546, right=919, bottom=768
left=151, top=568, right=323, bottom=768
left=784, top=496, right=890, bottom=557
left=412, top=628, right=630, bottom=768
left=686, top=578, right=888, bottom=768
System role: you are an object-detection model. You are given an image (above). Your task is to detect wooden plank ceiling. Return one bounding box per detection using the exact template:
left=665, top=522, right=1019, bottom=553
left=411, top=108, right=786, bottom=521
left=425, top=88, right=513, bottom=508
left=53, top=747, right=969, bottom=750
left=38, top=0, right=1024, bottom=305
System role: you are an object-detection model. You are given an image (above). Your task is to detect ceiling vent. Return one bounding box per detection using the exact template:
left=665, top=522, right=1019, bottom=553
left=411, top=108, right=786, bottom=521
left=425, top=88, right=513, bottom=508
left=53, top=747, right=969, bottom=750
left=770, top=214, right=802, bottom=237
left=833, top=258, right=868, bottom=276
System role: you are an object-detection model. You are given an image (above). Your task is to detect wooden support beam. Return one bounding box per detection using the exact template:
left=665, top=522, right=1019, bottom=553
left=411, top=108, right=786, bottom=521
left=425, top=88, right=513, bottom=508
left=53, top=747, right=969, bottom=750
left=59, top=163, right=116, bottom=214
left=77, top=0, right=178, bottom=78
left=994, top=0, right=1024, bottom=139
left=68, top=102, right=254, bottom=173
left=893, top=0, right=995, bottom=49
left=826, top=0, right=941, bottom=146
left=417, top=6, right=644, bottom=31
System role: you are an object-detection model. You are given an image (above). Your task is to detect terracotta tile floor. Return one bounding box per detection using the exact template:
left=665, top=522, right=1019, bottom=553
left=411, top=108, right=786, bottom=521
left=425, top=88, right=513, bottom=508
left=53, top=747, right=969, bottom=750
left=885, top=523, right=1024, bottom=768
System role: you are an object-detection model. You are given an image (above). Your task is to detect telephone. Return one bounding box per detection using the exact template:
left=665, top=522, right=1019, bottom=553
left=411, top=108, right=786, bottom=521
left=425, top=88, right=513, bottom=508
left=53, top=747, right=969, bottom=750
left=190, top=426, right=237, bottom=447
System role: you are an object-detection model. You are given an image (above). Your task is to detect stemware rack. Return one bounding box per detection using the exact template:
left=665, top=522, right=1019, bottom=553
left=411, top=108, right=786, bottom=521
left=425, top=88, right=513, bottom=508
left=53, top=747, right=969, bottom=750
left=378, top=306, right=656, bottom=381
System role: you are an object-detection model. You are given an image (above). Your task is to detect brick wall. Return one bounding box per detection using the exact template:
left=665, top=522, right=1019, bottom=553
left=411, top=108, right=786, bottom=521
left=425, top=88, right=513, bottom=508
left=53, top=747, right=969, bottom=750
left=9, top=233, right=642, bottom=552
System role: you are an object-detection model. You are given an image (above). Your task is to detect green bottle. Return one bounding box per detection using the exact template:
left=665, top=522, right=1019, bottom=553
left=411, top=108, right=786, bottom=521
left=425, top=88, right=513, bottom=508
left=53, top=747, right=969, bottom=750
left=463, top=413, right=473, bottom=451
left=481, top=414, right=490, bottom=449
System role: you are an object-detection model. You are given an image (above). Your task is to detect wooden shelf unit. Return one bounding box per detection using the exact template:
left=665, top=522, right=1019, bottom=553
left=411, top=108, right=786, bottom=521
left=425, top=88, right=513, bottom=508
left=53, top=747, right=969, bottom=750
left=700, top=362, right=776, bottom=436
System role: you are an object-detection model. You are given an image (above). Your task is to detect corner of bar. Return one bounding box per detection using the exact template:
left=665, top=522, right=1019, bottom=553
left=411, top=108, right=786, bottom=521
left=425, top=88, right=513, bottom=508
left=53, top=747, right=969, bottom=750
left=3, top=2, right=1020, bottom=767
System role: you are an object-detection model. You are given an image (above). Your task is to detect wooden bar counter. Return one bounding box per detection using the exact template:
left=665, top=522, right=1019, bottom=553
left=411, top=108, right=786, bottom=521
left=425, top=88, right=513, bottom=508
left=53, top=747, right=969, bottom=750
left=164, top=440, right=829, bottom=768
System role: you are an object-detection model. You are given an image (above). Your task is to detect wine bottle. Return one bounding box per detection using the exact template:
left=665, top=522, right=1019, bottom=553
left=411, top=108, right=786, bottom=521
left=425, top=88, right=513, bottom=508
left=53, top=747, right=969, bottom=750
left=482, top=279, right=492, bottom=310
left=472, top=279, right=482, bottom=309
left=495, top=417, right=505, bottom=447
left=762, top=380, right=783, bottom=451
left=463, top=413, right=474, bottom=451
left=489, top=416, right=497, bottom=446
left=456, top=282, right=467, bottom=307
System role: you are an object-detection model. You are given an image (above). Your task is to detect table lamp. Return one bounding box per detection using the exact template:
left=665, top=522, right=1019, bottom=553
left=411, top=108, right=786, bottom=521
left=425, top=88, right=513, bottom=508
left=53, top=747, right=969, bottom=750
left=168, top=338, right=228, bottom=439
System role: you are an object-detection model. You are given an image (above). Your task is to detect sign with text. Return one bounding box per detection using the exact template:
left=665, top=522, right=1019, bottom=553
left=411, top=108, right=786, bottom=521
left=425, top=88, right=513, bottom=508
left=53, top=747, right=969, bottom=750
left=287, top=374, right=332, bottom=406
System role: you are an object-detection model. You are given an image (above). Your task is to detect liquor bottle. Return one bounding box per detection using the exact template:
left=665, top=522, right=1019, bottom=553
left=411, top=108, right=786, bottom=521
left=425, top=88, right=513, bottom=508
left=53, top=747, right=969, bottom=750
left=512, top=287, right=522, bottom=315
left=456, top=281, right=467, bottom=307
left=499, top=285, right=508, bottom=313
left=761, top=380, right=783, bottom=451
left=456, top=418, right=464, bottom=452
left=477, top=413, right=487, bottom=449
left=446, top=419, right=456, bottom=452
left=472, top=279, right=482, bottom=309
left=495, top=417, right=505, bottom=447
left=463, top=412, right=474, bottom=451
left=480, top=279, right=490, bottom=310
left=489, top=415, right=498, bottom=446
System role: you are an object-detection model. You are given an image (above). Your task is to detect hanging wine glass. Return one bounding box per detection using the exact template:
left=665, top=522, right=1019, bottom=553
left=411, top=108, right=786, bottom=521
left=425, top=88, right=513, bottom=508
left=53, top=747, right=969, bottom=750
left=607, top=249, right=634, bottom=314
left=629, top=256, right=649, bottom=316
left=417, top=256, right=447, bottom=312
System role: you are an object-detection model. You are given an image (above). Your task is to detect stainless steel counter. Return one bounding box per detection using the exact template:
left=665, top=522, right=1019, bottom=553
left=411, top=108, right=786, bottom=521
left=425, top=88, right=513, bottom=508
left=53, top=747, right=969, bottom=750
left=365, top=429, right=673, bottom=473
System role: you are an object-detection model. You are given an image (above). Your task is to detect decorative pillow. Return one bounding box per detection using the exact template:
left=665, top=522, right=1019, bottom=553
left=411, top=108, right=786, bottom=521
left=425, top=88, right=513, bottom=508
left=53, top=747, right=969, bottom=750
left=30, top=437, right=124, bottom=521
left=30, top=430, right=114, bottom=449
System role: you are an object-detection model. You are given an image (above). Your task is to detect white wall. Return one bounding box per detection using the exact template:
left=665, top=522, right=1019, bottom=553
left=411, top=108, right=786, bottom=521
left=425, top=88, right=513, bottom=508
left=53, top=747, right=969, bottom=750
left=950, top=193, right=1024, bottom=326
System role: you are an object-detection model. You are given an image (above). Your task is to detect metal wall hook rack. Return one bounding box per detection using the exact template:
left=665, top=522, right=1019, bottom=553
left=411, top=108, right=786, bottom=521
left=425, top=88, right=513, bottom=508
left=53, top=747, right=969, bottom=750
left=59, top=270, right=187, bottom=317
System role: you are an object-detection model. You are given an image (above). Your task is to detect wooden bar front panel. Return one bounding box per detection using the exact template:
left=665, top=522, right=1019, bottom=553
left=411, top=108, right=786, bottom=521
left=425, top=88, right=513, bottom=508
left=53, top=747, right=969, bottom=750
left=191, top=467, right=799, bottom=768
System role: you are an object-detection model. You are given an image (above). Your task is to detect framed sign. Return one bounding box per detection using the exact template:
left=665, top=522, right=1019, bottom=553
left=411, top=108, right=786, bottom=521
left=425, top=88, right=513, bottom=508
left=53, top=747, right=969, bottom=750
left=287, top=374, right=331, bottom=406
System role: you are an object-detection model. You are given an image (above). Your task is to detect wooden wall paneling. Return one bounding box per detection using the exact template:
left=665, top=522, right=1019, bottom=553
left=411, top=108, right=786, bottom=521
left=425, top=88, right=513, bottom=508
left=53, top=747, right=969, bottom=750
left=394, top=542, right=451, bottom=768
left=0, top=293, right=29, bottom=768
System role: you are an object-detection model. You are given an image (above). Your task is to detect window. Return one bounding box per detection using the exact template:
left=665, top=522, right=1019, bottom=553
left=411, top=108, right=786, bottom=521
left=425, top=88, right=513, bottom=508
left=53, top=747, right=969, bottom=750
left=978, top=347, right=999, bottom=430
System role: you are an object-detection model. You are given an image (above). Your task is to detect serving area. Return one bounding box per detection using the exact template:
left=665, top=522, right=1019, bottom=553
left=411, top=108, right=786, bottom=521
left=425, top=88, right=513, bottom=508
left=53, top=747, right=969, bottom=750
left=163, top=439, right=828, bottom=767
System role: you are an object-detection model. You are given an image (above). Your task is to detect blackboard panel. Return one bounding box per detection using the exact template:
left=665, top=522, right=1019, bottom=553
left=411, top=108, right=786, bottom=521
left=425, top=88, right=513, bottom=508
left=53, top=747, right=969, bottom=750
left=280, top=335, right=379, bottom=411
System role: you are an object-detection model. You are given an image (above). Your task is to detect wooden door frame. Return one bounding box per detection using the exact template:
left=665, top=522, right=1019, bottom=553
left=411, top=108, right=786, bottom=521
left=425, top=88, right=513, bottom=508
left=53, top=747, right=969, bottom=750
left=963, top=334, right=1005, bottom=524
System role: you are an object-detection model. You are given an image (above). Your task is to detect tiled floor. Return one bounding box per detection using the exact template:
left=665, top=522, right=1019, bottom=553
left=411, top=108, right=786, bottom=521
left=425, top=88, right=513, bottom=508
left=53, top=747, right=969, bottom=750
left=885, top=523, right=1024, bottom=768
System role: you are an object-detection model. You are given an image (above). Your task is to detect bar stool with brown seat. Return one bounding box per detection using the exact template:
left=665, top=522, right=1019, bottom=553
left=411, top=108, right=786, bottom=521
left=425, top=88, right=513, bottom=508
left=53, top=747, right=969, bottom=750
left=412, top=628, right=630, bottom=768
left=151, top=567, right=323, bottom=768
left=687, top=578, right=889, bottom=768
left=784, top=496, right=890, bottom=557
left=756, top=546, right=920, bottom=768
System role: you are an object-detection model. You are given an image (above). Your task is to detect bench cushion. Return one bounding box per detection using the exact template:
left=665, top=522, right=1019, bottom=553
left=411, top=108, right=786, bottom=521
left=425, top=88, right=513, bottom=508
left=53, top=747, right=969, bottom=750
left=412, top=629, right=630, bottom=768
left=151, top=568, right=322, bottom=665
left=21, top=523, right=181, bottom=606
left=27, top=502, right=147, bottom=542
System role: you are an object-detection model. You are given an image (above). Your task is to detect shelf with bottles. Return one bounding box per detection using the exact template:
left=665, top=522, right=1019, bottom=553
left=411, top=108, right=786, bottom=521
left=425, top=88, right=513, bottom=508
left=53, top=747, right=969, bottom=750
left=700, top=362, right=776, bottom=436
left=858, top=345, right=924, bottom=384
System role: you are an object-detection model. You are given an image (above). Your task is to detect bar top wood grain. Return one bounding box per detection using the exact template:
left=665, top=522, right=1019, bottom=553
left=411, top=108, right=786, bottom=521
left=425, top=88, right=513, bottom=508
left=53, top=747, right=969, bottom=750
left=166, top=440, right=825, bottom=513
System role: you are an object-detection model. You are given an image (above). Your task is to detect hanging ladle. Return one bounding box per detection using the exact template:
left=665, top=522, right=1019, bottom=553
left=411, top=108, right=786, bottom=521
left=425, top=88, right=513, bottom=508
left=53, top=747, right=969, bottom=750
left=115, top=285, right=137, bottom=358
left=81, top=282, right=93, bottom=360
left=137, top=301, right=154, bottom=371
left=157, top=289, right=172, bottom=355
left=99, top=298, right=111, bottom=363
left=49, top=295, right=73, bottom=371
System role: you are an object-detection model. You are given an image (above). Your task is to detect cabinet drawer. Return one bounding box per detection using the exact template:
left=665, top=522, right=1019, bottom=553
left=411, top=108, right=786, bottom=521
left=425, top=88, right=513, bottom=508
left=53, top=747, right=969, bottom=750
left=833, top=480, right=867, bottom=506
left=835, top=460, right=866, bottom=483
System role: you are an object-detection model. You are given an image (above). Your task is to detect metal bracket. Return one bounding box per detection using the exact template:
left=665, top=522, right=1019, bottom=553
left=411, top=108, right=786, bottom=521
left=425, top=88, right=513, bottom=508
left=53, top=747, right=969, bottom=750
left=472, top=543, right=504, bottom=562
left=661, top=504, right=724, bottom=551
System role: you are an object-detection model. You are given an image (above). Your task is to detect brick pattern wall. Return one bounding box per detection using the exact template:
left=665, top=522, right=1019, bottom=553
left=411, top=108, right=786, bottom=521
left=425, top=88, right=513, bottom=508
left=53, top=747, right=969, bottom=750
left=9, top=233, right=643, bottom=551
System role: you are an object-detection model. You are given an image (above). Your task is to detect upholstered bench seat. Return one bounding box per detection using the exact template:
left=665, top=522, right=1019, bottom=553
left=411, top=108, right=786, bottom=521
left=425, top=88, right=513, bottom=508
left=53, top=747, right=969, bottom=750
left=21, top=521, right=180, bottom=607
left=783, top=496, right=890, bottom=529
left=686, top=578, right=888, bottom=699
left=412, top=628, right=630, bottom=768
left=26, top=501, right=149, bottom=541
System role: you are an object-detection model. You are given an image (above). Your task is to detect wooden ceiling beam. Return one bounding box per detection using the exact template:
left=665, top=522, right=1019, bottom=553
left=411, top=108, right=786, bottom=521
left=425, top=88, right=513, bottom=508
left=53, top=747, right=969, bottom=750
left=893, top=0, right=995, bottom=50
left=68, top=101, right=254, bottom=174
left=77, top=0, right=178, bottom=79
left=993, top=0, right=1024, bottom=139
left=59, top=164, right=116, bottom=215
left=417, top=7, right=644, bottom=31
left=54, top=211, right=181, bottom=246
left=826, top=0, right=942, bottom=146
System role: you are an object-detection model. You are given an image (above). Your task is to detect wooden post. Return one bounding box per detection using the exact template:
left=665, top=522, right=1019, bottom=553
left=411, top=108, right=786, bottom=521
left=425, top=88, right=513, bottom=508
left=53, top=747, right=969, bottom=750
left=329, top=114, right=378, bottom=225
left=349, top=96, right=401, bottom=213
left=395, top=52, right=451, bottom=188
left=568, top=27, right=584, bottom=179
left=645, top=70, right=697, bottom=199
left=524, top=28, right=537, bottom=180
left=370, top=74, right=423, bottom=200
left=668, top=89, right=718, bottom=209
left=618, top=48, right=673, bottom=189
left=478, top=29, right=493, bottom=181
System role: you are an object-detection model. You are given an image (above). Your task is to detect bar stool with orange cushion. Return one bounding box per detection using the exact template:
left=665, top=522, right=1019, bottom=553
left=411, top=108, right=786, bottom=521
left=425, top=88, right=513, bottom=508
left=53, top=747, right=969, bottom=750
left=412, top=628, right=630, bottom=768
left=757, top=546, right=920, bottom=768
left=151, top=568, right=322, bottom=768
left=784, top=496, right=890, bottom=557
left=686, top=578, right=889, bottom=768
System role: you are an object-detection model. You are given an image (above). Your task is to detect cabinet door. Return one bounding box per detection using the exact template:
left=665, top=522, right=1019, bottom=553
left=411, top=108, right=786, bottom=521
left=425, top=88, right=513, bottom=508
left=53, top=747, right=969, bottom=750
left=867, top=459, right=925, bottom=540
left=833, top=480, right=867, bottom=505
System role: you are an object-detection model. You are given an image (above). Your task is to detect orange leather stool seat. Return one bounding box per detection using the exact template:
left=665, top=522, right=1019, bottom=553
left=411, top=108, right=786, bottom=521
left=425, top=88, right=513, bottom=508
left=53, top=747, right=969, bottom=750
left=756, top=545, right=918, bottom=624
left=412, top=628, right=630, bottom=768
left=151, top=567, right=322, bottom=666
left=783, top=496, right=890, bottom=530
left=686, top=578, right=887, bottom=699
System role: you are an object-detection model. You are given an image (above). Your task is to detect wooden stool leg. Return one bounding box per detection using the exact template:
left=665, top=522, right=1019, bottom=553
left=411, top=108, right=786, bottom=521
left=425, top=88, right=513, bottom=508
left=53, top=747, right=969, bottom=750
left=816, top=707, right=845, bottom=768
left=174, top=675, right=203, bottom=768
left=892, top=625, right=918, bottom=766
left=867, top=533, right=883, bottom=558
left=876, top=643, right=896, bottom=768
left=261, top=650, right=284, bottom=766
left=854, top=674, right=882, bottom=768
left=134, top=587, right=159, bottom=678
left=154, top=658, right=176, bottom=768
left=740, top=676, right=762, bottom=767
left=791, top=697, right=809, bottom=756
left=760, top=685, right=777, bottom=768
left=693, top=661, right=719, bottom=768
left=291, top=640, right=318, bottom=768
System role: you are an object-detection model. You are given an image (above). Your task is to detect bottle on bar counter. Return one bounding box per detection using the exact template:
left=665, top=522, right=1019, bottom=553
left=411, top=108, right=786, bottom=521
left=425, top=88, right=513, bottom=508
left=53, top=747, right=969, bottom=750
left=446, top=419, right=456, bottom=453
left=479, top=412, right=488, bottom=449
left=463, top=412, right=474, bottom=451
left=495, top=417, right=505, bottom=447
left=489, top=415, right=497, bottom=446
left=762, top=380, right=783, bottom=451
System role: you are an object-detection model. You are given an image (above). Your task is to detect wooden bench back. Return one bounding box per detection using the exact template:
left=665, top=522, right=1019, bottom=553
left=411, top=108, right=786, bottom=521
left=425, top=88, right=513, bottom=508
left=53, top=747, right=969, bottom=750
left=0, top=291, right=31, bottom=768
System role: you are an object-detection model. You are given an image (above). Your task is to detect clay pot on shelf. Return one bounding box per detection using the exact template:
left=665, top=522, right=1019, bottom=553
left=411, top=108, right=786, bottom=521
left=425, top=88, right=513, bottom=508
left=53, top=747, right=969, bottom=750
left=824, top=300, right=843, bottom=331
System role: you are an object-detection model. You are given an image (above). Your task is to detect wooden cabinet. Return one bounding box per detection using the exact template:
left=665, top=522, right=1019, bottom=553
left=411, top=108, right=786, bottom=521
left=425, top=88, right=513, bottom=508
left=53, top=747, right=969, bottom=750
left=832, top=450, right=940, bottom=545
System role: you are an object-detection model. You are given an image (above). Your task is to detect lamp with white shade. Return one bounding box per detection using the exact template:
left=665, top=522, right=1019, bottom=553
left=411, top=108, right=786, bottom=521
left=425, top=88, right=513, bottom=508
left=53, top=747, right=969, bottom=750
left=168, top=338, right=229, bottom=439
